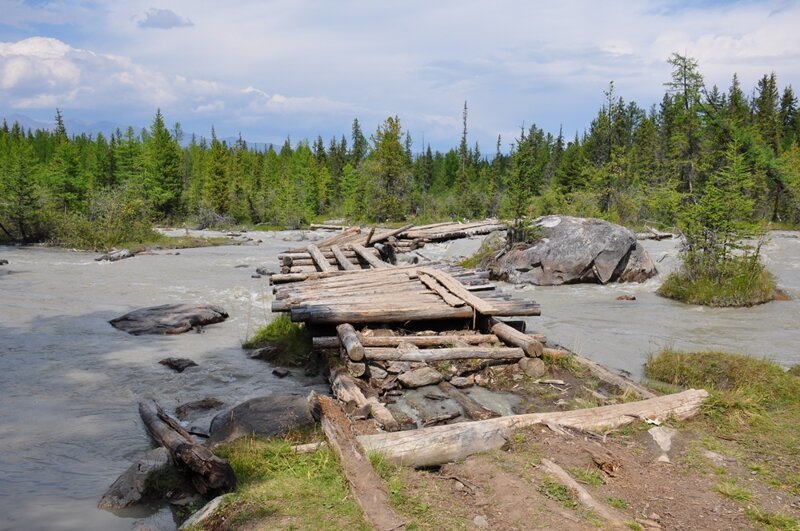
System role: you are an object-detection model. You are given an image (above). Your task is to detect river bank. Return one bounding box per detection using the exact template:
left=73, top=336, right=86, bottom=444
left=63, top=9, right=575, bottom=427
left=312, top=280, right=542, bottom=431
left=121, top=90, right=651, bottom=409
left=0, top=229, right=798, bottom=529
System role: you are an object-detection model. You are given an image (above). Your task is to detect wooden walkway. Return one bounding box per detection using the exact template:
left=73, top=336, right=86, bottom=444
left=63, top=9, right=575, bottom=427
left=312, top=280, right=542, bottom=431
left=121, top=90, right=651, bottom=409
left=271, top=265, right=540, bottom=324
left=275, top=219, right=506, bottom=280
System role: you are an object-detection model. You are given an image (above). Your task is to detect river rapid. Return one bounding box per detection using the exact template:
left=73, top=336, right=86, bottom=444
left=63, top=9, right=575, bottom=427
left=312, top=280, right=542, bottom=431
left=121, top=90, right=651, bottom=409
left=0, top=230, right=798, bottom=530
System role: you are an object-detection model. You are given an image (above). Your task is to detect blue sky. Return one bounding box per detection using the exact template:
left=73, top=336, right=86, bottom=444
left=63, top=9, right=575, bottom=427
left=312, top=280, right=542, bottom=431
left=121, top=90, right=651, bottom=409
left=1, top=0, right=799, bottom=152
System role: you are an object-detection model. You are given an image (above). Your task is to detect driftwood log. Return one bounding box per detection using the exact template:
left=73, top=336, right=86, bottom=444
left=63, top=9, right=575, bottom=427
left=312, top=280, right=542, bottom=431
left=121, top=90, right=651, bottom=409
left=138, top=400, right=236, bottom=493
left=364, top=346, right=525, bottom=362
left=329, top=366, right=398, bottom=431
left=358, top=389, right=708, bottom=467
left=313, top=333, right=502, bottom=349
left=314, top=394, right=406, bottom=531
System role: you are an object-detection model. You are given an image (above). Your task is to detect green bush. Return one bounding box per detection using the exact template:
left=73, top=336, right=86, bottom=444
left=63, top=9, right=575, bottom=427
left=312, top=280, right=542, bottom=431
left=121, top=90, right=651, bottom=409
left=242, top=314, right=312, bottom=366
left=658, top=252, right=776, bottom=307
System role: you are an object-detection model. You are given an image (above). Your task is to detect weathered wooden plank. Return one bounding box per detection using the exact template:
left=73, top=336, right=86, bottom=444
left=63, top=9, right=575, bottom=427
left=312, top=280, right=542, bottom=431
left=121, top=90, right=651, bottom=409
left=368, top=223, right=414, bottom=246
left=364, top=346, right=525, bottom=362
left=358, top=389, right=710, bottom=467
left=331, top=245, right=359, bottom=271
left=290, top=305, right=474, bottom=323
left=351, top=243, right=389, bottom=269
left=337, top=323, right=365, bottom=361
left=490, top=319, right=544, bottom=357
left=416, top=267, right=496, bottom=314
left=313, top=334, right=500, bottom=349
left=418, top=272, right=465, bottom=307
left=314, top=394, right=406, bottom=531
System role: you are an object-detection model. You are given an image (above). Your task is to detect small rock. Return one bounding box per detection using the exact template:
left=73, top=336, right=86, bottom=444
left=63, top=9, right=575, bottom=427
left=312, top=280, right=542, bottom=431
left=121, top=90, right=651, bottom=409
left=473, top=515, right=489, bottom=528
left=159, top=358, right=198, bottom=373
left=616, top=294, right=636, bottom=301
left=450, top=376, right=474, bottom=388
left=175, top=397, right=225, bottom=420
left=255, top=266, right=272, bottom=276
left=251, top=274, right=262, bottom=279
left=272, top=368, right=290, bottom=378
left=398, top=367, right=442, bottom=388
left=0, top=259, right=8, bottom=265
left=178, top=495, right=229, bottom=530
left=519, top=357, right=546, bottom=378
left=234, top=264, right=249, bottom=268
left=369, top=365, right=388, bottom=379
left=385, top=361, right=411, bottom=374
left=701, top=450, right=726, bottom=465
left=248, top=344, right=285, bottom=361
left=95, top=249, right=134, bottom=262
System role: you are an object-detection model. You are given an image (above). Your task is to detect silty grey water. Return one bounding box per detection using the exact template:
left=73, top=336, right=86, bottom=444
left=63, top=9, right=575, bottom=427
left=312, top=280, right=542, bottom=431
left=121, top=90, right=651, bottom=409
left=0, top=230, right=798, bottom=530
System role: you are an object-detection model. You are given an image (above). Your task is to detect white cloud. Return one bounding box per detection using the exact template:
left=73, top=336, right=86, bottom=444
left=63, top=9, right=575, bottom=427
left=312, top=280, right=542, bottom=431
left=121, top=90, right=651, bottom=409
left=136, top=8, right=193, bottom=29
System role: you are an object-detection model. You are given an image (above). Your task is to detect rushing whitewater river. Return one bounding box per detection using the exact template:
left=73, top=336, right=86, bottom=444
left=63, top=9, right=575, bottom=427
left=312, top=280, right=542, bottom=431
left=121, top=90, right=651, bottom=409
left=0, top=230, right=798, bottom=530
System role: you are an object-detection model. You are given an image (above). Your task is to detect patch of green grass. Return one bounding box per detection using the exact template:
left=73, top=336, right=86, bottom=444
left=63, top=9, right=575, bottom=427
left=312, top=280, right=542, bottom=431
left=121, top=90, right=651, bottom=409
left=538, top=477, right=578, bottom=510
left=608, top=497, right=629, bottom=509
left=568, top=467, right=604, bottom=487
left=201, top=436, right=368, bottom=531
left=657, top=254, right=776, bottom=307
left=745, top=507, right=800, bottom=530
left=627, top=522, right=643, bottom=531
left=788, top=365, right=800, bottom=377
left=713, top=479, right=752, bottom=501
left=124, top=234, right=233, bottom=253
left=242, top=314, right=312, bottom=366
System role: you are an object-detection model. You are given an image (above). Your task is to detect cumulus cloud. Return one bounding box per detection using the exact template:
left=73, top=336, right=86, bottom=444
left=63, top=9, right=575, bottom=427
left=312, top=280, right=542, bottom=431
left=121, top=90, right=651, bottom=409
left=137, top=8, right=193, bottom=29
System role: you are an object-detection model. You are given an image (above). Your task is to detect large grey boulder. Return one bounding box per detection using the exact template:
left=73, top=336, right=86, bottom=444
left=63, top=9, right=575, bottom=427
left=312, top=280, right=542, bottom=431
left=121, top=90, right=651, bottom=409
left=109, top=303, right=228, bottom=335
left=208, top=394, right=315, bottom=445
left=489, top=216, right=656, bottom=285
left=98, top=448, right=173, bottom=509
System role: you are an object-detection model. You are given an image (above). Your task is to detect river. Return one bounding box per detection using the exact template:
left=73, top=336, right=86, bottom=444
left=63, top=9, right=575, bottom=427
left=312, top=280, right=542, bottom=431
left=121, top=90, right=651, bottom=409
left=0, top=230, right=798, bottom=530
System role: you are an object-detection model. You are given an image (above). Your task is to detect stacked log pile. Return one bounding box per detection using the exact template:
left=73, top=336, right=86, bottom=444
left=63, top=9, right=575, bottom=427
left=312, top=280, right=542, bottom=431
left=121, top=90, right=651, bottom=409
left=271, top=266, right=541, bottom=323
left=275, top=219, right=507, bottom=278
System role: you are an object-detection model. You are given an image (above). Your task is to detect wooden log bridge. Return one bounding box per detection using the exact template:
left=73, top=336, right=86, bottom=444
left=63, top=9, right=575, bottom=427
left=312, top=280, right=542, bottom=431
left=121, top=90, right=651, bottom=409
left=271, top=266, right=540, bottom=325
left=274, top=219, right=507, bottom=280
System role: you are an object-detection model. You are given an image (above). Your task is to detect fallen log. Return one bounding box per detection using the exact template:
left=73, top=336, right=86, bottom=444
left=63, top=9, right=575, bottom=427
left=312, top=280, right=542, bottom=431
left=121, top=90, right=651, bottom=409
left=358, top=389, right=708, bottom=467
left=329, top=366, right=398, bottom=431
left=368, top=223, right=414, bottom=246
left=314, top=394, right=406, bottom=531
left=351, top=243, right=389, bottom=269
left=571, top=354, right=656, bottom=400
left=331, top=245, right=359, bottom=271
left=490, top=319, right=544, bottom=357
left=364, top=346, right=525, bottom=362
left=540, top=458, right=628, bottom=528
left=313, top=333, right=501, bottom=349
left=138, top=400, right=236, bottom=493
left=337, top=323, right=365, bottom=361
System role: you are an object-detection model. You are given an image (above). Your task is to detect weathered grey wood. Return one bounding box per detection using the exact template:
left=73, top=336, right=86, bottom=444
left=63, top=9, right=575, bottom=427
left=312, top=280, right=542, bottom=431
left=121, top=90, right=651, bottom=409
left=331, top=245, right=359, bottom=271
left=138, top=400, right=236, bottom=493
left=437, top=381, right=499, bottom=420
left=417, top=267, right=495, bottom=314
left=347, top=361, right=367, bottom=378
left=418, top=272, right=465, bottom=307
left=368, top=223, right=413, bottom=245
left=351, top=243, right=389, bottom=269
left=337, top=323, right=365, bottom=361
left=540, top=458, right=628, bottom=527
left=329, top=366, right=398, bottom=431
left=364, top=346, right=525, bottom=362
left=571, top=353, right=657, bottom=400
left=490, top=319, right=544, bottom=357
left=359, top=389, right=709, bottom=467
left=315, top=394, right=406, bottom=531
left=313, top=334, right=500, bottom=349
left=290, top=305, right=475, bottom=323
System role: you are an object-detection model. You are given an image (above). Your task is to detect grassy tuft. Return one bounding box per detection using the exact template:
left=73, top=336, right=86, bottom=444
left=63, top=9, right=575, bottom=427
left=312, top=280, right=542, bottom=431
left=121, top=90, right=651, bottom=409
left=459, top=233, right=505, bottom=268
left=645, top=349, right=800, bottom=500
left=745, top=507, right=799, bottom=530
left=199, top=436, right=368, bottom=531
left=657, top=254, right=776, bottom=307
left=242, top=314, right=312, bottom=366
left=608, top=497, right=629, bottom=509
left=713, top=479, right=752, bottom=501
left=568, top=466, right=605, bottom=486
left=538, top=477, right=579, bottom=509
